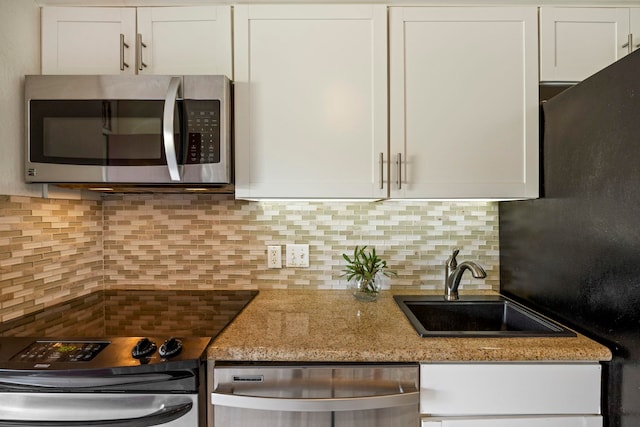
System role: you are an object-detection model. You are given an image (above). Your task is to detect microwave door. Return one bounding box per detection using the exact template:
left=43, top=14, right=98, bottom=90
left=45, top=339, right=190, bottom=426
left=28, top=98, right=182, bottom=184
left=107, top=79, right=183, bottom=184
left=103, top=99, right=182, bottom=184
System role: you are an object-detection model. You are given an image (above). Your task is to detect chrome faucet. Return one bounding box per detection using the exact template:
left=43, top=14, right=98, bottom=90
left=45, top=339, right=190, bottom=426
left=444, top=249, right=487, bottom=301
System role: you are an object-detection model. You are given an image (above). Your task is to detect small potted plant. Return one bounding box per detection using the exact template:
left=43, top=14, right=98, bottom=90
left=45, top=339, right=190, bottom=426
left=341, top=245, right=396, bottom=301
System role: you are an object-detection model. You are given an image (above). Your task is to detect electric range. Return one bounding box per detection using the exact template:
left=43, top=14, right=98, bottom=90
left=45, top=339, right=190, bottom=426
left=0, top=289, right=257, bottom=427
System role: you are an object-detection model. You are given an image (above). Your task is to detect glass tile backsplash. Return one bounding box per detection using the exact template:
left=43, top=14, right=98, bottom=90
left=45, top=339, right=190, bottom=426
left=0, top=194, right=498, bottom=322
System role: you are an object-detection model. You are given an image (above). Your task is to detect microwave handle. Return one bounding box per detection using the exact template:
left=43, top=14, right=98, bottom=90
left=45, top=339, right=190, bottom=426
left=163, top=77, right=182, bottom=182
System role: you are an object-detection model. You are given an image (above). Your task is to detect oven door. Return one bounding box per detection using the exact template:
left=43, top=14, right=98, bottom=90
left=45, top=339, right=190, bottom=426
left=0, top=393, right=198, bottom=427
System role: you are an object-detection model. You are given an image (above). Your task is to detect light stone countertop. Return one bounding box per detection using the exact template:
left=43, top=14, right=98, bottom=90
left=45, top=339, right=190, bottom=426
left=207, top=289, right=612, bottom=362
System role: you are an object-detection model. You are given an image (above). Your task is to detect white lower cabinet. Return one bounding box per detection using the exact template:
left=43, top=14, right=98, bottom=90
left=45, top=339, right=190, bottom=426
left=420, top=363, right=602, bottom=427
left=421, top=416, right=602, bottom=426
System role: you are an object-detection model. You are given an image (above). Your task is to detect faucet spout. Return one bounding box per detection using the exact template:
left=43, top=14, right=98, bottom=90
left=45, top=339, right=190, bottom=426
left=445, top=260, right=487, bottom=301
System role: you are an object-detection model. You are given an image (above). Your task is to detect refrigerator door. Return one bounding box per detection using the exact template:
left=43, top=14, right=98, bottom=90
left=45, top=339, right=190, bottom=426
left=500, top=50, right=640, bottom=427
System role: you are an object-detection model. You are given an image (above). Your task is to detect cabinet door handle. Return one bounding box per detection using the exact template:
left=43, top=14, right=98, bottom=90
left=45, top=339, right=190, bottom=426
left=623, top=34, right=634, bottom=54
left=136, top=34, right=148, bottom=71
left=379, top=152, right=384, bottom=190
left=396, top=153, right=402, bottom=190
left=120, top=34, right=130, bottom=71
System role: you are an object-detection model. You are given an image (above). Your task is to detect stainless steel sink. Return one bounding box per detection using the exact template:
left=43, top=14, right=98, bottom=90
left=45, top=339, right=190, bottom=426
left=393, top=295, right=576, bottom=337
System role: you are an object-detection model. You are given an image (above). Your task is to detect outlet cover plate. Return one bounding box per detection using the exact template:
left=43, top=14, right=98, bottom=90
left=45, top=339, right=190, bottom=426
left=286, top=244, right=309, bottom=268
left=267, top=245, right=282, bottom=269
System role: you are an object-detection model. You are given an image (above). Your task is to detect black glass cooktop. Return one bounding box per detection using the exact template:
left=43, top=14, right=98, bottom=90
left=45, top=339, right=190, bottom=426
left=0, top=290, right=258, bottom=339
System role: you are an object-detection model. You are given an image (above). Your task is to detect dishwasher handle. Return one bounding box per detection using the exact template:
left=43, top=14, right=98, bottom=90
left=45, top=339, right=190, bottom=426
left=211, top=390, right=419, bottom=412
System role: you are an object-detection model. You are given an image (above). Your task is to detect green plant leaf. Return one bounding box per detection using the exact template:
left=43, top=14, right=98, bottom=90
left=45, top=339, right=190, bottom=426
left=340, top=245, right=395, bottom=282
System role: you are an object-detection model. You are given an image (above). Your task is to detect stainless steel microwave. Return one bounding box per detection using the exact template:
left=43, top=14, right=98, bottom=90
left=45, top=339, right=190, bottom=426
left=25, top=75, right=232, bottom=191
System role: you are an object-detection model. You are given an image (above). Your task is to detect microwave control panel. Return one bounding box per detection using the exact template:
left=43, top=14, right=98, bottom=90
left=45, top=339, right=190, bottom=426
left=185, top=100, right=221, bottom=164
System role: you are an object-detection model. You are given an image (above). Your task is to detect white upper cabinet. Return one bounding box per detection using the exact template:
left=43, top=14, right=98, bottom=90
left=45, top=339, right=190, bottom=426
left=233, top=4, right=388, bottom=199
left=136, top=7, right=231, bottom=76
left=41, top=6, right=232, bottom=76
left=632, top=8, right=640, bottom=51
left=389, top=7, right=539, bottom=199
left=42, top=7, right=136, bottom=75
left=539, top=7, right=633, bottom=82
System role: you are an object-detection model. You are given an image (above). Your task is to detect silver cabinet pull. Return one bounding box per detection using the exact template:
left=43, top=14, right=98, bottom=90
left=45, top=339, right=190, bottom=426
left=163, top=77, right=182, bottom=181
left=379, top=152, right=384, bottom=190
left=623, top=34, right=634, bottom=54
left=120, top=34, right=129, bottom=71
left=396, top=152, right=402, bottom=190
left=136, top=34, right=148, bottom=71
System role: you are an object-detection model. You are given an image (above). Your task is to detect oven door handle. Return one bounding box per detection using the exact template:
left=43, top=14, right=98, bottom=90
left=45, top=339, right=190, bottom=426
left=0, top=401, right=192, bottom=427
left=211, top=389, right=419, bottom=412
left=0, top=373, right=181, bottom=389
left=163, top=76, right=182, bottom=182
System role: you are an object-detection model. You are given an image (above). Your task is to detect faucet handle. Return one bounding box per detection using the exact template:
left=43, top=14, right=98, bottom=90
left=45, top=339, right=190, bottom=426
left=447, top=248, right=460, bottom=268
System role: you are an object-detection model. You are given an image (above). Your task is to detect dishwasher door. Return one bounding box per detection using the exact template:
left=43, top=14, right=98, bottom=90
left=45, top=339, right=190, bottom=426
left=210, top=363, right=419, bottom=427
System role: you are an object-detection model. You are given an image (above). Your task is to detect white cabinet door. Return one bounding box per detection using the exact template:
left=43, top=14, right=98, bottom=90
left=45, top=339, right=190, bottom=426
left=420, top=363, right=601, bottom=416
left=42, top=6, right=232, bottom=77
left=42, top=7, right=136, bottom=74
left=389, top=7, right=538, bottom=199
left=539, top=7, right=630, bottom=82
left=631, top=8, right=640, bottom=53
left=422, top=416, right=602, bottom=427
left=136, top=6, right=232, bottom=77
left=234, top=5, right=387, bottom=199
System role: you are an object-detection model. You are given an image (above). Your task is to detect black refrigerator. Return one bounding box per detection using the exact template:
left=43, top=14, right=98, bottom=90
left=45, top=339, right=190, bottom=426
left=500, top=50, right=640, bottom=427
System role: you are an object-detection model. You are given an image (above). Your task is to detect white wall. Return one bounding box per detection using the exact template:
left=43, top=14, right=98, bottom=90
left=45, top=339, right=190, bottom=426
left=0, top=0, right=42, bottom=197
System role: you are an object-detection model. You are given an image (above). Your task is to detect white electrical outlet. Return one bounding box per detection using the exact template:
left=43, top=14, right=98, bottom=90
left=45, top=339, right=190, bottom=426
left=286, top=244, right=309, bottom=268
left=267, top=245, right=282, bottom=269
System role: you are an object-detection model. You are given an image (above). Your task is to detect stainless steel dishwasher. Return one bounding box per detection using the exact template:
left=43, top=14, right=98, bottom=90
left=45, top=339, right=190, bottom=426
left=209, top=362, right=419, bottom=426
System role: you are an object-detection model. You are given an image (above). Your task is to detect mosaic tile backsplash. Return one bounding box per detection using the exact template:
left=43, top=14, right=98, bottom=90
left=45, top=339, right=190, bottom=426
left=0, top=195, right=103, bottom=322
left=1, top=193, right=499, bottom=322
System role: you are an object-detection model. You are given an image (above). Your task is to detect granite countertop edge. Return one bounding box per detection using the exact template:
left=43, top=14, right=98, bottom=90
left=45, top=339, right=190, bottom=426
left=207, top=289, right=613, bottom=363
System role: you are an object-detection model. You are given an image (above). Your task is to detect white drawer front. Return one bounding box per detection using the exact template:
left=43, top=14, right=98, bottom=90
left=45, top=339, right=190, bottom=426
left=420, top=363, right=601, bottom=416
left=421, top=415, right=602, bottom=426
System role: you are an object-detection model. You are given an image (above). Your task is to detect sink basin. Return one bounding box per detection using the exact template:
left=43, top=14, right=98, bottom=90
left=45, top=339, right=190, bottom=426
left=393, top=295, right=575, bottom=337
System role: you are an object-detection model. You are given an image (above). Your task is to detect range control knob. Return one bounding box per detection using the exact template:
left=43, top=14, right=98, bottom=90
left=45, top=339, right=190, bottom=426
left=131, top=338, right=157, bottom=359
left=158, top=337, right=183, bottom=359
